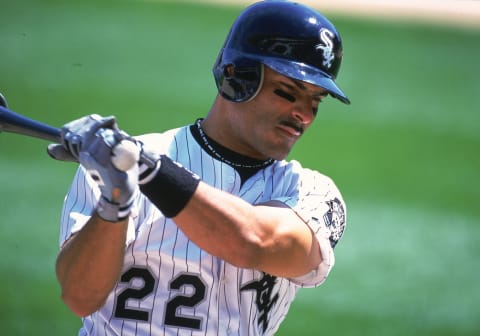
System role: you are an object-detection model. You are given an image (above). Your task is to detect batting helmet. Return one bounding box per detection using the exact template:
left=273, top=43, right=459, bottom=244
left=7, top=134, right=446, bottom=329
left=213, top=0, right=350, bottom=104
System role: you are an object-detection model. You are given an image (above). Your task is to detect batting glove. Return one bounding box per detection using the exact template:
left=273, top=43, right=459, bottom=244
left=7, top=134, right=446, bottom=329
left=79, top=128, right=139, bottom=222
left=48, top=114, right=118, bottom=162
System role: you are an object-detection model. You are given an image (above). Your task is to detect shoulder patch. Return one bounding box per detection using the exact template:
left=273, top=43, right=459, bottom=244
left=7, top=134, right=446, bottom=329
left=323, top=197, right=346, bottom=248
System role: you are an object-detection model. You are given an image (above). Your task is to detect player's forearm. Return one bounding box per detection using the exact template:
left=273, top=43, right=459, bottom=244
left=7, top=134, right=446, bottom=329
left=173, top=182, right=321, bottom=277
left=173, top=182, right=263, bottom=268
left=139, top=155, right=321, bottom=277
left=56, top=212, right=128, bottom=317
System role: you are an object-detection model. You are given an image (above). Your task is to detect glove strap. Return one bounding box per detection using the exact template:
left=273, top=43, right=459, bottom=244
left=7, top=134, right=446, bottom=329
left=139, top=160, right=161, bottom=185
left=96, top=195, right=135, bottom=223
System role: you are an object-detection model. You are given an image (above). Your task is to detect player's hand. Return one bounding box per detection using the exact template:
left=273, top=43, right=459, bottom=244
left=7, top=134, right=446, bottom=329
left=79, top=127, right=139, bottom=222
left=48, top=114, right=157, bottom=176
left=47, top=114, right=118, bottom=162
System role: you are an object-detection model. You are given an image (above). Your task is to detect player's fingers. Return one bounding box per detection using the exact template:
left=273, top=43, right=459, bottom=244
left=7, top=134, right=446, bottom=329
left=64, top=131, right=82, bottom=158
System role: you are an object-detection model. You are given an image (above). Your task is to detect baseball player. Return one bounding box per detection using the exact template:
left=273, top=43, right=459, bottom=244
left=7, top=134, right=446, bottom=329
left=49, top=1, right=350, bottom=335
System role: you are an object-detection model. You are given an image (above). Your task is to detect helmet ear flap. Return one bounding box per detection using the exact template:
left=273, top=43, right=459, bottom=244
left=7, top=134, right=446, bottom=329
left=213, top=57, right=263, bottom=103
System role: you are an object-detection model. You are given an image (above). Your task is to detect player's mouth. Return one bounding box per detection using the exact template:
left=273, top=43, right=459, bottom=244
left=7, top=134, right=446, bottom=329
left=277, top=120, right=304, bottom=138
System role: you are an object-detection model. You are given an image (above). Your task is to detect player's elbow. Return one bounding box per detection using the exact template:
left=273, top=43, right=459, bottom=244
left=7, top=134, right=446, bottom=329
left=230, top=239, right=264, bottom=269
left=61, top=290, right=105, bottom=317
left=233, top=227, right=317, bottom=277
left=231, top=231, right=280, bottom=270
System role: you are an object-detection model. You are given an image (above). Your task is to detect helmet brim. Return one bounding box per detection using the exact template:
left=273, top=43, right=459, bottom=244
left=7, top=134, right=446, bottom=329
left=261, top=58, right=351, bottom=105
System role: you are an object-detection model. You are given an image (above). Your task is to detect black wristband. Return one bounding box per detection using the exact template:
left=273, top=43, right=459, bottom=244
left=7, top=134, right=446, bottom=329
left=140, top=155, right=200, bottom=218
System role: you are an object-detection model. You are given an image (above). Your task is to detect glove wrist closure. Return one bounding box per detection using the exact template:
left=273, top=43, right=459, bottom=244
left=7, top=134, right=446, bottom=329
left=96, top=195, right=134, bottom=223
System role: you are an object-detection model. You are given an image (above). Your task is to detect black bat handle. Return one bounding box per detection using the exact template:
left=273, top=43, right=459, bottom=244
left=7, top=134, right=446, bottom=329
left=0, top=105, right=61, bottom=142
left=0, top=105, right=157, bottom=169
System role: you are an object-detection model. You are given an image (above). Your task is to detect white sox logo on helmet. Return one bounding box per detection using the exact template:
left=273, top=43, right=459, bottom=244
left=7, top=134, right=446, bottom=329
left=315, top=28, right=335, bottom=69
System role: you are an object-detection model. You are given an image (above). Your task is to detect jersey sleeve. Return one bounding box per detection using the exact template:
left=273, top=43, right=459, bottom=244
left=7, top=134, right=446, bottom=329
left=58, top=166, right=99, bottom=247
left=273, top=161, right=347, bottom=287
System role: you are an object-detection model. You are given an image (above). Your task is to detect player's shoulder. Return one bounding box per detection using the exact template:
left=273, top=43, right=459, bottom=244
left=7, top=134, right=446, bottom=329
left=134, top=125, right=186, bottom=142
left=269, top=158, right=342, bottom=196
left=134, top=125, right=190, bottom=151
left=272, top=159, right=333, bottom=183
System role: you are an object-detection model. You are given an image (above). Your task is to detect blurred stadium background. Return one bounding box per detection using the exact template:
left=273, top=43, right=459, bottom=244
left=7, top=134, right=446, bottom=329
left=1, top=0, right=479, bottom=334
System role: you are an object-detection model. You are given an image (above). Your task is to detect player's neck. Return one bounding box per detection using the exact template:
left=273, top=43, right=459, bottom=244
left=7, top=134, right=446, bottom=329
left=190, top=118, right=274, bottom=182
left=203, top=96, right=267, bottom=159
left=192, top=118, right=274, bottom=169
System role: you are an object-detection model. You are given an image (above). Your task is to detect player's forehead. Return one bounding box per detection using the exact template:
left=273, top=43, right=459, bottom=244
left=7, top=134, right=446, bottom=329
left=263, top=66, right=329, bottom=97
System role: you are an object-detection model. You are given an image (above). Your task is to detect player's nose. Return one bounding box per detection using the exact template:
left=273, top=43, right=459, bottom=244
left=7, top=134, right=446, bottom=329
left=291, top=102, right=314, bottom=125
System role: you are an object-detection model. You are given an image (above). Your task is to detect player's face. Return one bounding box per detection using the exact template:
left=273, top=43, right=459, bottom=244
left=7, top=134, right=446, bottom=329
left=236, top=66, right=328, bottom=160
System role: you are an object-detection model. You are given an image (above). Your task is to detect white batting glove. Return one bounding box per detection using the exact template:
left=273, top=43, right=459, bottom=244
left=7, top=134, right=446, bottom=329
left=80, top=128, right=139, bottom=222
left=48, top=114, right=118, bottom=162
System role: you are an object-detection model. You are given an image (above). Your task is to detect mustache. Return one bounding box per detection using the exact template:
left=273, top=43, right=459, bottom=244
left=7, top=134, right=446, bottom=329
left=279, top=119, right=305, bottom=135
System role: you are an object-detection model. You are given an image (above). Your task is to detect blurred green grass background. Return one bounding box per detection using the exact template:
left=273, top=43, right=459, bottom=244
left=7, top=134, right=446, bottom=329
left=1, top=0, right=479, bottom=335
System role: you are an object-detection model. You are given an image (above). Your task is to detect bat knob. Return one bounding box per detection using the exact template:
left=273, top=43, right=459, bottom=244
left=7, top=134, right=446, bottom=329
left=111, top=139, right=140, bottom=171
left=0, top=93, right=8, bottom=108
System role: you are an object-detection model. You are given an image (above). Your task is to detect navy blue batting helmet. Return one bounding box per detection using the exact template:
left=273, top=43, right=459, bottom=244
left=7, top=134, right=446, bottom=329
left=213, top=0, right=350, bottom=104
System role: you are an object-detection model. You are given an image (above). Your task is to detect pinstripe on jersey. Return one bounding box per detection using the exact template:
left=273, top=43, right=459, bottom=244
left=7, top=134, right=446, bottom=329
left=60, top=122, right=347, bottom=336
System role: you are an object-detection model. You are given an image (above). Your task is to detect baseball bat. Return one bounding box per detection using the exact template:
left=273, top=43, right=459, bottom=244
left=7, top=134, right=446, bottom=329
left=0, top=105, right=61, bottom=143
left=0, top=100, right=151, bottom=171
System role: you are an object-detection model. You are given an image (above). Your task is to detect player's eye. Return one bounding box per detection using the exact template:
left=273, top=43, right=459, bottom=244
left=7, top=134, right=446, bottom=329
left=274, top=89, right=296, bottom=103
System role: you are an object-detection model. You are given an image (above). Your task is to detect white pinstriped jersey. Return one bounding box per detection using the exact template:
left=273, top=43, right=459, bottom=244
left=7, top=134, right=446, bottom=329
left=59, top=121, right=347, bottom=336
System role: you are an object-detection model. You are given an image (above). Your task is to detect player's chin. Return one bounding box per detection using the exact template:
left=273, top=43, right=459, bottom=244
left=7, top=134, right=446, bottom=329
left=262, top=132, right=298, bottom=160
left=267, top=142, right=295, bottom=161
